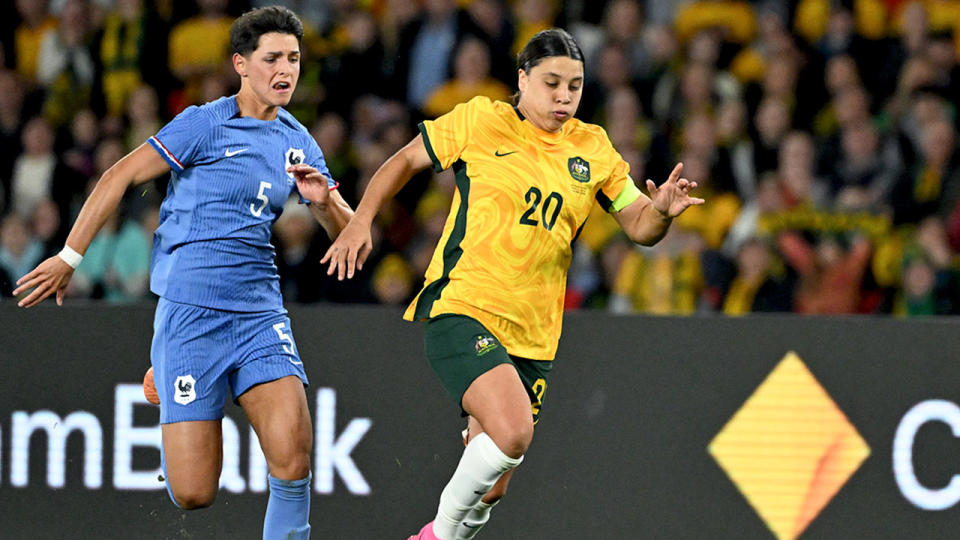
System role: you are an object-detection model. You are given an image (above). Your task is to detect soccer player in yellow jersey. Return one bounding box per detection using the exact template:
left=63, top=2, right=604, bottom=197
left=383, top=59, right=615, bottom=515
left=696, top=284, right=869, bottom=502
left=324, top=29, right=704, bottom=539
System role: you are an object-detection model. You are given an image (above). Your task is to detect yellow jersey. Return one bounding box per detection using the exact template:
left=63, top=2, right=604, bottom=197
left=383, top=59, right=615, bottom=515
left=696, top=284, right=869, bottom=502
left=403, top=97, right=636, bottom=360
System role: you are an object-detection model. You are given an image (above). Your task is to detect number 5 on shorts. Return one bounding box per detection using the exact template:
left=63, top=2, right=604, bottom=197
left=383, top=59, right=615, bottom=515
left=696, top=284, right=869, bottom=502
left=272, top=322, right=295, bottom=354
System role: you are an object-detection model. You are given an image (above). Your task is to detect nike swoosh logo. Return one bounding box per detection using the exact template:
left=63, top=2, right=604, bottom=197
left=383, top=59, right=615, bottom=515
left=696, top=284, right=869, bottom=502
left=225, top=148, right=248, bottom=157
left=462, top=523, right=482, bottom=529
left=495, top=150, right=517, bottom=157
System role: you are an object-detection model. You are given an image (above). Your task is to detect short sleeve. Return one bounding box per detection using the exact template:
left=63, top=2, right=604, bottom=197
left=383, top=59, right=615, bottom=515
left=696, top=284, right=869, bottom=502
left=148, top=106, right=210, bottom=172
left=417, top=97, right=486, bottom=172
left=594, top=149, right=639, bottom=213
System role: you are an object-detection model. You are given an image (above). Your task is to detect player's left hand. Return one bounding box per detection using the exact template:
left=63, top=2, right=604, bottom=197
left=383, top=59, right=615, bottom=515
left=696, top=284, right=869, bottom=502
left=646, top=162, right=705, bottom=218
left=287, top=164, right=331, bottom=207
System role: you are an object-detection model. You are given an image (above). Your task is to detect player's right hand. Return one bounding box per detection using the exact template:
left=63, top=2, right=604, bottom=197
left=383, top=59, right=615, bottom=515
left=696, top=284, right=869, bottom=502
left=320, top=218, right=372, bottom=281
left=13, top=256, right=75, bottom=308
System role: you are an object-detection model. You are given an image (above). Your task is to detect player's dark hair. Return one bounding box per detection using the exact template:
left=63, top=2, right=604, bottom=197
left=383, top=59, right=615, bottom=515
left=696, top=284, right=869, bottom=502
left=517, top=28, right=585, bottom=75
left=512, top=28, right=584, bottom=104
left=230, top=6, right=303, bottom=57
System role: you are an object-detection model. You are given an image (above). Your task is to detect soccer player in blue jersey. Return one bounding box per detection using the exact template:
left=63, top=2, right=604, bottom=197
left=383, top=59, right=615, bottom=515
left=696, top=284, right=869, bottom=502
left=13, top=7, right=350, bottom=539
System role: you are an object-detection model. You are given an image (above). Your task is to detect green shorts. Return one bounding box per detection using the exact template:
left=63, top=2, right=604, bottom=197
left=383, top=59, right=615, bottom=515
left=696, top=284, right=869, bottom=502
left=423, top=314, right=553, bottom=423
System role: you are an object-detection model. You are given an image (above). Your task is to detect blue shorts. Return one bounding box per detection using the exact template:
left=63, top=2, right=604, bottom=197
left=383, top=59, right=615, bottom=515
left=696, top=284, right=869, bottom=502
left=151, top=297, right=308, bottom=424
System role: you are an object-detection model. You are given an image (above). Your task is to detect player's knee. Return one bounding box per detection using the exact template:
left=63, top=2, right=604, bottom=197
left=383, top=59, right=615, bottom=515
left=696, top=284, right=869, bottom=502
left=494, top=420, right=533, bottom=459
left=171, top=487, right=217, bottom=510
left=269, top=450, right=311, bottom=481
left=507, top=428, right=533, bottom=458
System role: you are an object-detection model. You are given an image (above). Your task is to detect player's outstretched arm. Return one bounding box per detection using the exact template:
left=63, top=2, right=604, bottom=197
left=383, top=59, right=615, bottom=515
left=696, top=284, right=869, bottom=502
left=321, top=134, right=433, bottom=280
left=613, top=162, right=705, bottom=246
left=13, top=143, right=170, bottom=307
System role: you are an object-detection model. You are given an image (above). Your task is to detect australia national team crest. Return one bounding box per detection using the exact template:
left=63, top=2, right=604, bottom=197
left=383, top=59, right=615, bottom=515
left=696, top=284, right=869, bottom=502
left=474, top=335, right=499, bottom=356
left=568, top=156, right=591, bottom=183
left=285, top=147, right=305, bottom=182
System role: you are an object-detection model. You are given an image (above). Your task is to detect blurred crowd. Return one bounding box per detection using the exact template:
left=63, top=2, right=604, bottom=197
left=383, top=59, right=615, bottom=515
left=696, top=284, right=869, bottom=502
left=1, top=0, right=960, bottom=316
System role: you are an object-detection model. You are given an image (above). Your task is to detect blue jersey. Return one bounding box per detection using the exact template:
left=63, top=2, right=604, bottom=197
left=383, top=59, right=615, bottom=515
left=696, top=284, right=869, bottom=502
left=147, top=96, right=334, bottom=312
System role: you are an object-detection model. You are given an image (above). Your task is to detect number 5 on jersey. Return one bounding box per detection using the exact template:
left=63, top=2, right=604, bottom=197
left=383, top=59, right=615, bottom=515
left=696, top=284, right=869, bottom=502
left=251, top=181, right=272, bottom=217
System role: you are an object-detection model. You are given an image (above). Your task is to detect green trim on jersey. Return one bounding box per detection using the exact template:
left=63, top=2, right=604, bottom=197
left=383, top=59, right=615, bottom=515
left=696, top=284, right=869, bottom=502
left=413, top=160, right=471, bottom=319
left=610, top=176, right=642, bottom=212
left=417, top=122, right=444, bottom=173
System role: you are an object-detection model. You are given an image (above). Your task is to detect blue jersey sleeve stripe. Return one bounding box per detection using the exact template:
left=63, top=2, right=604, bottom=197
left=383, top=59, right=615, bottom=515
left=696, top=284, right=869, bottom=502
left=149, top=136, right=185, bottom=172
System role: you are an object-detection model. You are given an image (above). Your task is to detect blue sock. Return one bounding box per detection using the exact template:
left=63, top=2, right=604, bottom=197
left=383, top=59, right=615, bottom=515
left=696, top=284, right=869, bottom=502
left=263, top=473, right=311, bottom=540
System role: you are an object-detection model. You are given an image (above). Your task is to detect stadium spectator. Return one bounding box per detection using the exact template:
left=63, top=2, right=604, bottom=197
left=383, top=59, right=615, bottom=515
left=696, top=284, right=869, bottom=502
left=723, top=172, right=786, bottom=257
left=62, top=108, right=99, bottom=179
left=601, top=85, right=651, bottom=157
left=823, top=54, right=861, bottom=98
left=319, top=10, right=388, bottom=121
left=721, top=236, right=793, bottom=314
left=832, top=120, right=901, bottom=209
left=777, top=131, right=830, bottom=209
left=125, top=84, right=162, bottom=150
left=10, top=117, right=83, bottom=225
left=0, top=213, right=43, bottom=297
left=423, top=36, right=510, bottom=118
left=579, top=41, right=634, bottom=123
left=601, top=0, right=650, bottom=79
left=464, top=0, right=516, bottom=84
left=29, top=197, right=63, bottom=258
left=274, top=198, right=319, bottom=302
left=392, top=0, right=483, bottom=110
left=512, top=0, right=558, bottom=54
left=167, top=0, right=232, bottom=105
left=310, top=112, right=358, bottom=197
left=674, top=0, right=756, bottom=46
left=672, top=152, right=740, bottom=250
left=609, top=228, right=705, bottom=314
left=36, top=0, right=95, bottom=127
left=0, top=70, right=26, bottom=213
left=898, top=216, right=960, bottom=315
left=681, top=111, right=737, bottom=194
left=892, top=118, right=960, bottom=224
left=715, top=98, right=755, bottom=198
left=778, top=229, right=873, bottom=314
left=13, top=0, right=58, bottom=84
left=69, top=204, right=151, bottom=302
left=99, top=0, right=152, bottom=117
left=752, top=97, right=791, bottom=178
left=370, top=252, right=415, bottom=305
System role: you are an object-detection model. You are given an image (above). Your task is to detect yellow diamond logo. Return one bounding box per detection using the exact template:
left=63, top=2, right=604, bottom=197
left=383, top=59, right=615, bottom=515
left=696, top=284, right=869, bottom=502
left=708, top=352, right=870, bottom=540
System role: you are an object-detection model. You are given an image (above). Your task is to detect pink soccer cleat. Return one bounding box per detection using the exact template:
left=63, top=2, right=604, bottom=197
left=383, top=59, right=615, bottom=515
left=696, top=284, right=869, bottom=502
left=408, top=521, right=440, bottom=540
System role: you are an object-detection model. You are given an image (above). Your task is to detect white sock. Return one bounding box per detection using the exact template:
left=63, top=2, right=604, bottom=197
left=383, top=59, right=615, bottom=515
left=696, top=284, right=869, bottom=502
left=455, top=499, right=499, bottom=540
left=432, top=433, right=521, bottom=540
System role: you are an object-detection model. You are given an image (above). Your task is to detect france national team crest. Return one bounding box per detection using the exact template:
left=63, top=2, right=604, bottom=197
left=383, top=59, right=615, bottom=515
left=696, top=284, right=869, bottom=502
left=174, top=375, right=197, bottom=405
left=474, top=335, right=499, bottom=356
left=285, top=147, right=305, bottom=183
left=568, top=156, right=591, bottom=183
